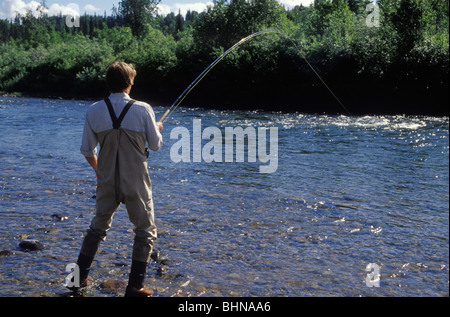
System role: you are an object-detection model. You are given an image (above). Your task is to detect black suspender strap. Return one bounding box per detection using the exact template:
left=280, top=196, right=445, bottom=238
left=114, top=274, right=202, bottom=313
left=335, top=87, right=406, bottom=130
left=104, top=98, right=117, bottom=128
left=104, top=98, right=136, bottom=129
left=116, top=99, right=136, bottom=128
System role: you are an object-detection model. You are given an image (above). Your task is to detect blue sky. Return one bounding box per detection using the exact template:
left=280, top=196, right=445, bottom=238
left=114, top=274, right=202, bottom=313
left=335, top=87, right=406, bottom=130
left=1, top=0, right=315, bottom=19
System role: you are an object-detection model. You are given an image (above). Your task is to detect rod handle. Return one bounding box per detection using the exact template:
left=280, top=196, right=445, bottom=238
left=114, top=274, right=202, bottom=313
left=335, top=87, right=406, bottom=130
left=158, top=109, right=170, bottom=123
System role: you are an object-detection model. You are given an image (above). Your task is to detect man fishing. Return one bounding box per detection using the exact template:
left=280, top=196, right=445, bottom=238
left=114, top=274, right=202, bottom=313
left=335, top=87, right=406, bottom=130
left=73, top=61, right=163, bottom=297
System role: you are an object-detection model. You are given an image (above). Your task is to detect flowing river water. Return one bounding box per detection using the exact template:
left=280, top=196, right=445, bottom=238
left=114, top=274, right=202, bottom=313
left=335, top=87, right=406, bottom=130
left=0, top=96, right=448, bottom=297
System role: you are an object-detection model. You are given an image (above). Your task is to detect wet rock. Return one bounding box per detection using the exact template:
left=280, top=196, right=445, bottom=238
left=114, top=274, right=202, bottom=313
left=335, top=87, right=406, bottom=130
left=100, top=279, right=127, bottom=290
left=156, top=266, right=166, bottom=276
left=36, top=227, right=57, bottom=234
left=150, top=249, right=170, bottom=265
left=0, top=250, right=13, bottom=257
left=157, top=228, right=169, bottom=236
left=150, top=250, right=160, bottom=262
left=51, top=214, right=69, bottom=221
left=159, top=258, right=170, bottom=266
left=19, top=239, right=45, bottom=251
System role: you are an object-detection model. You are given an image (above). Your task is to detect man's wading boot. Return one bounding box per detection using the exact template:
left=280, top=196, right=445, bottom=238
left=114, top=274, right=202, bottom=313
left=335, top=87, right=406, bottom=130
left=125, top=260, right=154, bottom=297
left=67, top=277, right=92, bottom=292
left=125, top=285, right=154, bottom=297
left=67, top=253, right=94, bottom=292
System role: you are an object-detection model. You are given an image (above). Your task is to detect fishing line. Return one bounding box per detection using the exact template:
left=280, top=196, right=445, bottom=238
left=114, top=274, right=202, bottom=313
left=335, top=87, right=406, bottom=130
left=158, top=29, right=351, bottom=122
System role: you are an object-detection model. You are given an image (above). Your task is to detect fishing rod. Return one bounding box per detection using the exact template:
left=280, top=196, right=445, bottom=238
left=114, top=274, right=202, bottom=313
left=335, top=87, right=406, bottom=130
left=158, top=29, right=350, bottom=123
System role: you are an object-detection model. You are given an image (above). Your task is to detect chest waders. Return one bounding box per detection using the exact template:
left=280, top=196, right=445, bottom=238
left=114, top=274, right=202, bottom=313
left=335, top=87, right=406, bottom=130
left=76, top=98, right=157, bottom=291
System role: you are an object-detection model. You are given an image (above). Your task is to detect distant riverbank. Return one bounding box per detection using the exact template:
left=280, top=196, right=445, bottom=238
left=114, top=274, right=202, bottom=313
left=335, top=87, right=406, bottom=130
left=3, top=78, right=449, bottom=117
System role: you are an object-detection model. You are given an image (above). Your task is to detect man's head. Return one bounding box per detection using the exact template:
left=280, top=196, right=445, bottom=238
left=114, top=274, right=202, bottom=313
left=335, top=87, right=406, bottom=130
left=106, top=61, right=137, bottom=93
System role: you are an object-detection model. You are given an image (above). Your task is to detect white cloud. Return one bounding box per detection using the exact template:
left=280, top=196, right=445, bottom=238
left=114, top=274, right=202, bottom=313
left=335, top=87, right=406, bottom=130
left=157, top=3, right=172, bottom=16
left=0, top=0, right=42, bottom=19
left=278, top=0, right=314, bottom=9
left=47, top=3, right=80, bottom=17
left=157, top=2, right=213, bottom=16
left=83, top=4, right=101, bottom=14
left=0, top=1, right=101, bottom=19
left=157, top=1, right=314, bottom=16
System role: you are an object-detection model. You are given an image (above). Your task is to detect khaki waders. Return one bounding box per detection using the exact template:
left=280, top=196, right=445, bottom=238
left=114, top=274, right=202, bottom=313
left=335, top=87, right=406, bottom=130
left=77, top=98, right=157, bottom=289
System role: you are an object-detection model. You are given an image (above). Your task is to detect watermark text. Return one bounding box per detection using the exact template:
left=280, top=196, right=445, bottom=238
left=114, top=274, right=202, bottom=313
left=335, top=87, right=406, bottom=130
left=170, top=119, right=278, bottom=174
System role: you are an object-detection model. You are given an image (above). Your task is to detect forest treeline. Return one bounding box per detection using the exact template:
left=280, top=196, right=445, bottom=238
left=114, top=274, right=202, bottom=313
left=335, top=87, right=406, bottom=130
left=0, top=0, right=448, bottom=115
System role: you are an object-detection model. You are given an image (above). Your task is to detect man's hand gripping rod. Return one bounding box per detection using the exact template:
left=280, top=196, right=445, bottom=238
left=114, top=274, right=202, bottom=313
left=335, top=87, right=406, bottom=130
left=158, top=109, right=170, bottom=123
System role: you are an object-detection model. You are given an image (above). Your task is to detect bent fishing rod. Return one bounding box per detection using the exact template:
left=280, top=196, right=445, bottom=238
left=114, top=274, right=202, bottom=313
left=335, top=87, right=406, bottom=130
left=158, top=29, right=351, bottom=123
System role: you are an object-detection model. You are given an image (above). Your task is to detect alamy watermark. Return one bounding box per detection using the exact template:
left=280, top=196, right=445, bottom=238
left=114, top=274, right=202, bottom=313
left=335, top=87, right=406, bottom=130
left=365, top=263, right=381, bottom=287
left=170, top=119, right=278, bottom=174
left=64, top=263, right=80, bottom=288
left=365, top=3, right=380, bottom=28
left=64, top=4, right=80, bottom=28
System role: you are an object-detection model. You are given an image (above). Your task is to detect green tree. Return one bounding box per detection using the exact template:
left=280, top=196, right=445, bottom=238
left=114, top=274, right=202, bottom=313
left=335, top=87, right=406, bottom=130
left=20, top=9, right=52, bottom=48
left=308, top=0, right=355, bottom=57
left=0, top=20, right=10, bottom=42
left=175, top=9, right=185, bottom=39
left=379, top=0, right=432, bottom=61
left=194, top=0, right=287, bottom=51
left=346, top=0, right=371, bottom=14
left=119, top=0, right=160, bottom=36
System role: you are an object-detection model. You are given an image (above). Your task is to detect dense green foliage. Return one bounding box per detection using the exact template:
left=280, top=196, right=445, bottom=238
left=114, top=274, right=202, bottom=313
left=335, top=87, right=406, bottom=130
left=0, top=0, right=448, bottom=114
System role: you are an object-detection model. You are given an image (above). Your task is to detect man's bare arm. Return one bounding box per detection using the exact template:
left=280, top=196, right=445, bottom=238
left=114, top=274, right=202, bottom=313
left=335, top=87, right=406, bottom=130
left=85, top=155, right=98, bottom=172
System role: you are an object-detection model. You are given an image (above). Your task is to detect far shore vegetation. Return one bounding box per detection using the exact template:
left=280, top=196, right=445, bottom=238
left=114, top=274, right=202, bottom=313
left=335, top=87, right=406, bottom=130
left=1, top=0, right=448, bottom=115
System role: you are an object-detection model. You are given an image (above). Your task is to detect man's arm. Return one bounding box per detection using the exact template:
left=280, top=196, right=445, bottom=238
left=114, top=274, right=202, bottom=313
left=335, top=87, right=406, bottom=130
left=145, top=106, right=163, bottom=151
left=81, top=108, right=99, bottom=171
left=85, top=155, right=98, bottom=172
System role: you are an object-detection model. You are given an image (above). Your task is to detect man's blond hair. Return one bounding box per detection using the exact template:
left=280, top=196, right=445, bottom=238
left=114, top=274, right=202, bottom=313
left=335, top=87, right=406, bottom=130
left=106, top=61, right=137, bottom=93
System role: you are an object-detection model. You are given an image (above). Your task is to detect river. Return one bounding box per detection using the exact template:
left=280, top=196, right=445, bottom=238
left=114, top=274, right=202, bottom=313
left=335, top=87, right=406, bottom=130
left=0, top=96, right=448, bottom=297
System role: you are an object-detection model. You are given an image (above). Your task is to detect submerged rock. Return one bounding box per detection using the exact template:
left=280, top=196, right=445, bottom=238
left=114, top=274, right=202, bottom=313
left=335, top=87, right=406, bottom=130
left=150, top=249, right=170, bottom=265
left=159, top=258, right=170, bottom=266
left=150, top=250, right=160, bottom=262
left=156, top=266, right=166, bottom=276
left=100, top=279, right=127, bottom=290
left=19, top=239, right=45, bottom=251
left=0, top=250, right=13, bottom=256
left=51, top=214, right=69, bottom=221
